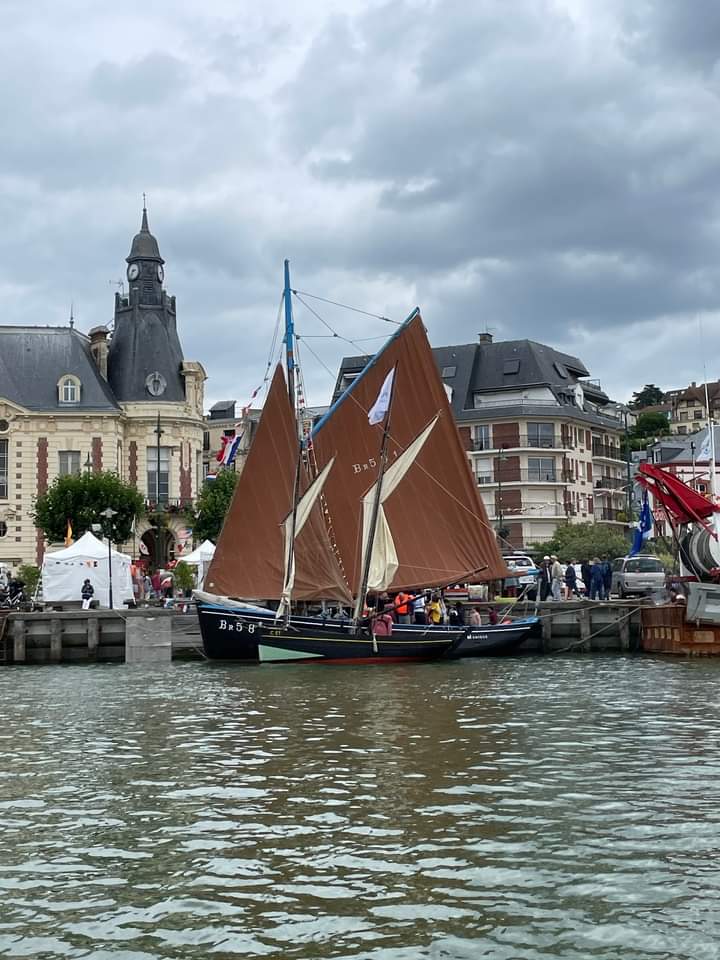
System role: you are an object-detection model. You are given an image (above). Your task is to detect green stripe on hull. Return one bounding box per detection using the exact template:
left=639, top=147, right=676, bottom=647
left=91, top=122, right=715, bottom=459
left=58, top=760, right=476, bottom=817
left=258, top=644, right=324, bottom=662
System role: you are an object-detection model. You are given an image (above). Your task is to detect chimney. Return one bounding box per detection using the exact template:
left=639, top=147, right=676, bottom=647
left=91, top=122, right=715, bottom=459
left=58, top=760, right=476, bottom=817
left=88, top=326, right=109, bottom=380
left=478, top=332, right=493, bottom=344
left=691, top=381, right=696, bottom=388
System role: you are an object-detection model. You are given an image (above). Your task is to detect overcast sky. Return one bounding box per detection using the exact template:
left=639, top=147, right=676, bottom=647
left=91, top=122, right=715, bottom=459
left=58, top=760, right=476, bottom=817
left=1, top=0, right=719, bottom=409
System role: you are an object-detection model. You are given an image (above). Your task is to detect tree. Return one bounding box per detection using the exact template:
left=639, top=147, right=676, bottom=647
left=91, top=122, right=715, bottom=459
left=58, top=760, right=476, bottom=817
left=172, top=560, right=195, bottom=596
left=529, top=522, right=630, bottom=561
left=33, top=472, right=144, bottom=545
left=632, top=410, right=671, bottom=440
left=629, top=384, right=665, bottom=409
left=191, top=470, right=239, bottom=542
left=16, top=563, right=40, bottom=594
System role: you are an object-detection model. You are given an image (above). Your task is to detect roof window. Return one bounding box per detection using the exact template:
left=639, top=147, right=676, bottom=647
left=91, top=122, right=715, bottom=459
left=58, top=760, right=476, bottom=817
left=554, top=361, right=568, bottom=378
left=441, top=365, right=457, bottom=378
left=503, top=360, right=520, bottom=375
left=58, top=375, right=81, bottom=405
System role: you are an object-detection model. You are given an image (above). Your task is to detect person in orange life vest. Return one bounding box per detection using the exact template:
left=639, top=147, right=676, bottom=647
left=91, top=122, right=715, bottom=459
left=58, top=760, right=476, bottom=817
left=394, top=590, right=411, bottom=624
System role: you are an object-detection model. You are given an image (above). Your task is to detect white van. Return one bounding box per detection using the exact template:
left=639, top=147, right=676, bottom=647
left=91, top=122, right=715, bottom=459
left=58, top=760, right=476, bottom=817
left=611, top=556, right=666, bottom=598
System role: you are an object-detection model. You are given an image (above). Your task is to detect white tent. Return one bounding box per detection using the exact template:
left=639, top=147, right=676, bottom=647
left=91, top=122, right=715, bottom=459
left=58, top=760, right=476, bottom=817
left=42, top=531, right=134, bottom=609
left=180, top=540, right=215, bottom=590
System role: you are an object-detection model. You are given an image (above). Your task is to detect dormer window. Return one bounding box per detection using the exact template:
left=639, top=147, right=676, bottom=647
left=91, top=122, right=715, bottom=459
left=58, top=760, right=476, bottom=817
left=58, top=375, right=81, bottom=404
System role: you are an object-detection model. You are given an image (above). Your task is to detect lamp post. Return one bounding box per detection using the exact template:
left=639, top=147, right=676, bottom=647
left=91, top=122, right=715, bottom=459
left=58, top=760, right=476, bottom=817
left=690, top=440, right=696, bottom=488
left=84, top=453, right=92, bottom=474
left=100, top=507, right=117, bottom=609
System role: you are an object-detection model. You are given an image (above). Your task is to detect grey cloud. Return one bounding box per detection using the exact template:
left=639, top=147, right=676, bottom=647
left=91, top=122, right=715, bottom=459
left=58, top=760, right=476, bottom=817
left=89, top=53, right=190, bottom=107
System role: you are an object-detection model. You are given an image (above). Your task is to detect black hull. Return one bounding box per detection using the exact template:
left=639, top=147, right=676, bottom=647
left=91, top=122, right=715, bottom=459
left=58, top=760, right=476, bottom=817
left=443, top=620, right=536, bottom=658
left=197, top=601, right=538, bottom=663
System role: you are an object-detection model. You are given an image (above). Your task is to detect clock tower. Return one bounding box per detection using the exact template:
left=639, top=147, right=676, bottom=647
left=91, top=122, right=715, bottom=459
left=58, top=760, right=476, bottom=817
left=107, top=207, right=186, bottom=404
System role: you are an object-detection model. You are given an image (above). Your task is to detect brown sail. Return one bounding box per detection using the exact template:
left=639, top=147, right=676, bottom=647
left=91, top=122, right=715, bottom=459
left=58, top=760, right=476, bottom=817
left=310, top=311, right=509, bottom=591
left=205, top=365, right=352, bottom=603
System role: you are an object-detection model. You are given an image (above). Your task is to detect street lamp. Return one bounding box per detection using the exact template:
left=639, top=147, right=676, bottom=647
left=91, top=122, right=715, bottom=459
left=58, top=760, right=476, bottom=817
left=84, top=453, right=92, bottom=474
left=100, top=507, right=118, bottom=609
left=690, top=440, right=696, bottom=487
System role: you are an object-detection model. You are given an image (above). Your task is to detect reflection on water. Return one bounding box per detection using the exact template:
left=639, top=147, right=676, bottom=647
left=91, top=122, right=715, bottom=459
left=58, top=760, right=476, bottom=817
left=1, top=656, right=720, bottom=959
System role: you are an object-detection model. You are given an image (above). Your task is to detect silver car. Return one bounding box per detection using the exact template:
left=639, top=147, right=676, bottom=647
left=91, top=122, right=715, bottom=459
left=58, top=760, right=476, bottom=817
left=611, top=556, right=666, bottom=598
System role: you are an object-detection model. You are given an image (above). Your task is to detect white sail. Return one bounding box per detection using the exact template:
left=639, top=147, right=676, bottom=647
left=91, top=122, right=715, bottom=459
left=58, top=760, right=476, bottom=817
left=361, top=416, right=438, bottom=592
left=277, top=457, right=336, bottom=616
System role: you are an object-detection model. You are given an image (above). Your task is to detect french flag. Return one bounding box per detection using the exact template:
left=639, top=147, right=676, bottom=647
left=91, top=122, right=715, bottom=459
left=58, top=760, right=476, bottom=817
left=221, top=433, right=242, bottom=466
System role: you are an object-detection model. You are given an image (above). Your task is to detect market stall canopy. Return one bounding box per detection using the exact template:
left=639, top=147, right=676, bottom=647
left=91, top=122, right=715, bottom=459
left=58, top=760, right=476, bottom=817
left=42, top=531, right=133, bottom=609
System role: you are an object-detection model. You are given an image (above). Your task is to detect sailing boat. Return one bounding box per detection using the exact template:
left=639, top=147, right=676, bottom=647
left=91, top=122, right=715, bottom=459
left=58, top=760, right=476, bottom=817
left=195, top=267, right=538, bottom=663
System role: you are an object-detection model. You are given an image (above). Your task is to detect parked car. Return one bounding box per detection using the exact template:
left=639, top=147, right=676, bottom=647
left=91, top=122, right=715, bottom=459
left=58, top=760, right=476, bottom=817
left=611, top=556, right=666, bottom=598
left=503, top=554, right=540, bottom=598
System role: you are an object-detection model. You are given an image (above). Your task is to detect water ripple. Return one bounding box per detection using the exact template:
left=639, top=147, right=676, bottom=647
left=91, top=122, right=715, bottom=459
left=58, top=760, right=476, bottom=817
left=1, top=656, right=720, bottom=958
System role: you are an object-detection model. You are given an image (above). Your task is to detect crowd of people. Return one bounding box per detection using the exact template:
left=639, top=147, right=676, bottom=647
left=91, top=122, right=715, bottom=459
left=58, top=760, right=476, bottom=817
left=535, top=555, right=614, bottom=601
left=362, top=589, right=499, bottom=636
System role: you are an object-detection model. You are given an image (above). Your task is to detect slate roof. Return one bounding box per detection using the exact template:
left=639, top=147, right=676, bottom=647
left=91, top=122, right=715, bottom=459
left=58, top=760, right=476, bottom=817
left=127, top=208, right=162, bottom=262
left=650, top=425, right=720, bottom=463
left=333, top=337, right=617, bottom=429
left=108, top=310, right=186, bottom=403
left=0, top=326, right=119, bottom=412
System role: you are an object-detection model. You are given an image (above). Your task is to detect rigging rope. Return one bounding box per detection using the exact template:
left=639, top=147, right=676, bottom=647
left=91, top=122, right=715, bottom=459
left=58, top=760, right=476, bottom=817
left=292, top=290, right=400, bottom=324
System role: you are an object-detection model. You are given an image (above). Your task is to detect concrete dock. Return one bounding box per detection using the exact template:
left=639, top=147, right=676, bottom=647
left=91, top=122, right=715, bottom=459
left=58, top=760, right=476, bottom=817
left=0, top=599, right=649, bottom=665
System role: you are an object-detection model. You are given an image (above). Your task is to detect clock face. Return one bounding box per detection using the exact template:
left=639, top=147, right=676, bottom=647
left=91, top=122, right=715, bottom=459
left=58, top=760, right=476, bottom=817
left=157, top=264, right=164, bottom=282
left=127, top=263, right=140, bottom=281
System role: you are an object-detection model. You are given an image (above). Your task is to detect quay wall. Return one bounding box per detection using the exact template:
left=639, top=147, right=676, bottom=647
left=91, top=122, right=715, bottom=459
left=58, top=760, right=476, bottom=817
left=0, top=609, right=175, bottom=665
left=0, top=600, right=648, bottom=665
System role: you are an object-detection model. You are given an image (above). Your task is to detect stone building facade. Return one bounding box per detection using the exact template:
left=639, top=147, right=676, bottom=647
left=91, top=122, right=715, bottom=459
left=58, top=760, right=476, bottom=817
left=0, top=209, right=206, bottom=571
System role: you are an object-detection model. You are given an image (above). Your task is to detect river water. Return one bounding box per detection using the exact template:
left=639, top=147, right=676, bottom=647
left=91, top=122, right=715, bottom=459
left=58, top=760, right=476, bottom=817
left=1, top=656, right=720, bottom=959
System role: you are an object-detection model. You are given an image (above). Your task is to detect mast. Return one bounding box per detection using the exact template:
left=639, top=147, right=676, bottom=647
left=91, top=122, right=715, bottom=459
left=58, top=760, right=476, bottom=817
left=283, top=259, right=295, bottom=409
left=353, top=373, right=397, bottom=621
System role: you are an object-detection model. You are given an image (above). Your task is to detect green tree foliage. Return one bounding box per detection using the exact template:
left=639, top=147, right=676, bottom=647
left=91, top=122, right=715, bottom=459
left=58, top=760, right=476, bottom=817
left=16, top=563, right=40, bottom=594
left=632, top=410, right=671, bottom=440
left=192, top=469, right=239, bottom=542
left=172, top=560, right=195, bottom=596
left=529, top=522, right=631, bottom=562
left=629, top=384, right=665, bottom=409
left=33, top=472, right=144, bottom=544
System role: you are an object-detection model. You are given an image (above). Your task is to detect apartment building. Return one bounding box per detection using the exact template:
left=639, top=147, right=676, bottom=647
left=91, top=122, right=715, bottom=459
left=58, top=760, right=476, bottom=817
left=335, top=333, right=628, bottom=549
left=666, top=381, right=720, bottom=435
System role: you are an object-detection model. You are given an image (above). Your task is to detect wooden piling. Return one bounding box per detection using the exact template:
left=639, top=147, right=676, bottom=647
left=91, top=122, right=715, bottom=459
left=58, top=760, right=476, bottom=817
left=541, top=610, right=552, bottom=653
left=87, top=617, right=99, bottom=661
left=618, top=610, right=631, bottom=652
left=12, top=618, right=25, bottom=663
left=50, top=618, right=62, bottom=662
left=578, top=605, right=591, bottom=653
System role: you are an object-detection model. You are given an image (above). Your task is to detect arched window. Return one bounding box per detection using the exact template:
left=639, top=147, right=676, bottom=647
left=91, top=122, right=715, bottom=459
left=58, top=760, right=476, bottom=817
left=58, top=375, right=81, bottom=404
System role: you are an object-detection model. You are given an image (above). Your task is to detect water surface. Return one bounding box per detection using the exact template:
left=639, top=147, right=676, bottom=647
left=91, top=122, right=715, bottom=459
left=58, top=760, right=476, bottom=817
left=1, top=656, right=719, bottom=959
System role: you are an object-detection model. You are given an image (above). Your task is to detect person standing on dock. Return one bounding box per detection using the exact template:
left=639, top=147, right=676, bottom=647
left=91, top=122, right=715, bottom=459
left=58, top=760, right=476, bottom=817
left=564, top=561, right=579, bottom=599
left=581, top=559, right=592, bottom=595
left=602, top=556, right=613, bottom=600
left=538, top=557, right=552, bottom=601
left=550, top=555, right=563, bottom=601
left=589, top=558, right=604, bottom=600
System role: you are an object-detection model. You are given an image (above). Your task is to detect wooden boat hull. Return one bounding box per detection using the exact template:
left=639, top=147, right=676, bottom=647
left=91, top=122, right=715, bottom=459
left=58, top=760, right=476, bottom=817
left=197, top=601, right=536, bottom=663
left=641, top=604, right=720, bottom=655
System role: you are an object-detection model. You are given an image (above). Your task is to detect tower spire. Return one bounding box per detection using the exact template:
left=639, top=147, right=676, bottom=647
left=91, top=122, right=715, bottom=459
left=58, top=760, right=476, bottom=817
left=141, top=193, right=149, bottom=232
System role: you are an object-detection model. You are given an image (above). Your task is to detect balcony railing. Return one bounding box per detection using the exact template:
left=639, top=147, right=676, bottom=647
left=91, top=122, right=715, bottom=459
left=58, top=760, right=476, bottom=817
left=472, top=434, right=572, bottom=452
left=476, top=469, right=566, bottom=485
left=594, top=476, right=626, bottom=491
left=594, top=507, right=625, bottom=522
left=486, top=503, right=570, bottom=519
left=144, top=497, right=193, bottom=514
left=592, top=443, right=623, bottom=461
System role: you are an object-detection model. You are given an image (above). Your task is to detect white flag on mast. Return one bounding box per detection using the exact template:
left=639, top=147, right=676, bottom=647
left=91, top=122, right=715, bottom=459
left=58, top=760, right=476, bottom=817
left=368, top=368, right=395, bottom=425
